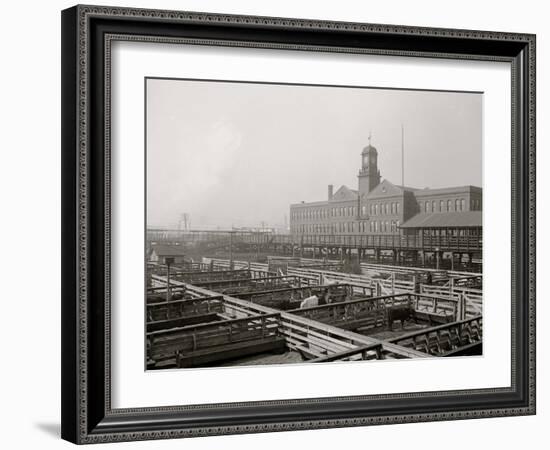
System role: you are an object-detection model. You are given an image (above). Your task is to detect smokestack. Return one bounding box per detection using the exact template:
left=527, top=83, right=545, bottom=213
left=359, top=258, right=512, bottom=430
left=328, top=184, right=334, bottom=200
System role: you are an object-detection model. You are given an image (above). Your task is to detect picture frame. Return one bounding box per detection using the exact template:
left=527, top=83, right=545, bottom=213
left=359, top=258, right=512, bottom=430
left=61, top=4, right=536, bottom=444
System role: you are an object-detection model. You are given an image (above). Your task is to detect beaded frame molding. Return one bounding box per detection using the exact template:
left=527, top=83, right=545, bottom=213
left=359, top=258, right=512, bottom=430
left=61, top=4, right=536, bottom=444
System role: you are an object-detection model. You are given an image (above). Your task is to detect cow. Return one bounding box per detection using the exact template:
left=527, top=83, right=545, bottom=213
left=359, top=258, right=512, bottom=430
left=387, top=304, right=416, bottom=330
left=300, top=295, right=319, bottom=309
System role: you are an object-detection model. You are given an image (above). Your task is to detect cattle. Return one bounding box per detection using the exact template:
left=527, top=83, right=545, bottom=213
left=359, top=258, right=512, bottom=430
left=300, top=295, right=319, bottom=309
left=387, top=304, right=416, bottom=330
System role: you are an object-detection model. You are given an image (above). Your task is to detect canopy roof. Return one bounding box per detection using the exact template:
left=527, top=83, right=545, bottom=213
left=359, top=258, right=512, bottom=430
left=400, top=211, right=482, bottom=228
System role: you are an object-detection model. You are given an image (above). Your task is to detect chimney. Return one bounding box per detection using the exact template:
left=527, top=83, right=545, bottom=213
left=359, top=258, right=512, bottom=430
left=328, top=184, right=334, bottom=201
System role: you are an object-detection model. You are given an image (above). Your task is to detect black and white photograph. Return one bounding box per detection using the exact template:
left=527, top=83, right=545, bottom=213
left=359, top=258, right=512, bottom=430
left=145, top=78, right=483, bottom=370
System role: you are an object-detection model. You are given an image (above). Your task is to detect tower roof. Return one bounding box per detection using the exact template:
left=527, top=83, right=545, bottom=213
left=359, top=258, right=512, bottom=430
left=361, top=131, right=377, bottom=154
left=361, top=144, right=378, bottom=154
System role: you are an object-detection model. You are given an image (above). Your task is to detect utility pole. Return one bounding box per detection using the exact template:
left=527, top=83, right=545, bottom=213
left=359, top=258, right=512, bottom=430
left=229, top=231, right=234, bottom=270
left=401, top=124, right=405, bottom=188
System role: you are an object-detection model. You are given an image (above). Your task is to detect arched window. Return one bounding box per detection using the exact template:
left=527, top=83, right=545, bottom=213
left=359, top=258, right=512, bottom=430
left=461, top=199, right=465, bottom=211
left=440, top=200, right=445, bottom=212
left=426, top=202, right=431, bottom=213
left=374, top=204, right=378, bottom=215
left=455, top=199, right=460, bottom=211
left=447, top=200, right=452, bottom=211
left=432, top=201, right=436, bottom=212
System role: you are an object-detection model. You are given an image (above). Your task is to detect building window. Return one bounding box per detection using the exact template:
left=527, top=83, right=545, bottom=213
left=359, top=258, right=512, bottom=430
left=455, top=199, right=460, bottom=211
left=426, top=202, right=430, bottom=213
left=432, top=201, right=436, bottom=212
left=461, top=199, right=465, bottom=211
left=440, top=200, right=445, bottom=212
left=447, top=200, right=452, bottom=211
left=374, top=204, right=378, bottom=215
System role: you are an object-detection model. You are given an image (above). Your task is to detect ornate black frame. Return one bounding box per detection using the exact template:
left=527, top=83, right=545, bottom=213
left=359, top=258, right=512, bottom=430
left=61, top=4, right=536, bottom=444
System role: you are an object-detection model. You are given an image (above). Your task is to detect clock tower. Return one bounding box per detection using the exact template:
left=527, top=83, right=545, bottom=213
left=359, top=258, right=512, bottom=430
left=358, top=133, right=381, bottom=194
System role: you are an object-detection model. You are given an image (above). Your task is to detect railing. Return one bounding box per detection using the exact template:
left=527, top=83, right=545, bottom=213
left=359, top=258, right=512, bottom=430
left=287, top=294, right=407, bottom=329
left=234, top=283, right=354, bottom=310
left=287, top=266, right=412, bottom=295
left=387, top=316, right=482, bottom=356
left=146, top=295, right=225, bottom=322
left=147, top=230, right=482, bottom=251
left=189, top=276, right=301, bottom=298
left=310, top=343, right=386, bottom=362
left=276, top=233, right=482, bottom=251
left=201, top=258, right=271, bottom=273
left=147, top=313, right=281, bottom=362
left=419, top=285, right=482, bottom=318
left=148, top=261, right=210, bottom=274
left=287, top=292, right=459, bottom=328
left=169, top=269, right=251, bottom=283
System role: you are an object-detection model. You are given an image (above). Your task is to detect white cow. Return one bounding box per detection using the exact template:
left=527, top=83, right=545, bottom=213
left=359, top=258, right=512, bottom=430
left=300, top=295, right=319, bottom=309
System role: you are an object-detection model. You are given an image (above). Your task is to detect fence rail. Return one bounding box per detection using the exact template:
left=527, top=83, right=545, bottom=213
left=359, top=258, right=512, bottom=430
left=147, top=313, right=281, bottom=361
left=388, top=316, right=483, bottom=356
left=148, top=230, right=482, bottom=252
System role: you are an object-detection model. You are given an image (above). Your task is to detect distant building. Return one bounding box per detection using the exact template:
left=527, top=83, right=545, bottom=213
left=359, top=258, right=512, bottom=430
left=289, top=138, right=482, bottom=236
left=150, top=244, right=187, bottom=265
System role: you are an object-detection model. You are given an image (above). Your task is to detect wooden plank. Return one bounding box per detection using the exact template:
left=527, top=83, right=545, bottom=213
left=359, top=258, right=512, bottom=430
left=147, top=313, right=220, bottom=332
left=176, top=337, right=287, bottom=368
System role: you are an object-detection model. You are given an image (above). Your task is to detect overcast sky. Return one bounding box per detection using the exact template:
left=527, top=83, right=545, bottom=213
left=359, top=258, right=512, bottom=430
left=146, top=78, right=482, bottom=229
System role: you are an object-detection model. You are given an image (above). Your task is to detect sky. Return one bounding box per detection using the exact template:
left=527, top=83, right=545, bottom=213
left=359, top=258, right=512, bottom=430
left=146, top=78, right=482, bottom=229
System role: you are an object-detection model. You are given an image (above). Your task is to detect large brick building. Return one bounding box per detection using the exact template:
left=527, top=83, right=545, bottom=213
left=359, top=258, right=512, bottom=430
left=289, top=139, right=482, bottom=236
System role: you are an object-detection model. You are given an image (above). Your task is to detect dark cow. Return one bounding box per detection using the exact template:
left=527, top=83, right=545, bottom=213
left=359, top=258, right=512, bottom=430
left=387, top=305, right=416, bottom=330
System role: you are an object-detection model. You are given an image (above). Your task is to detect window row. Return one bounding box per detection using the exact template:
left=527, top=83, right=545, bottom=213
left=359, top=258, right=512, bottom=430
left=419, top=198, right=474, bottom=213
left=291, top=206, right=358, bottom=220
left=291, top=201, right=404, bottom=221
left=290, top=220, right=400, bottom=234
left=369, top=202, right=400, bottom=216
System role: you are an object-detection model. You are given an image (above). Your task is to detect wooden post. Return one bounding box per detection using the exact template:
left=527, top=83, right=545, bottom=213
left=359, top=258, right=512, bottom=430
left=413, top=274, right=420, bottom=293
